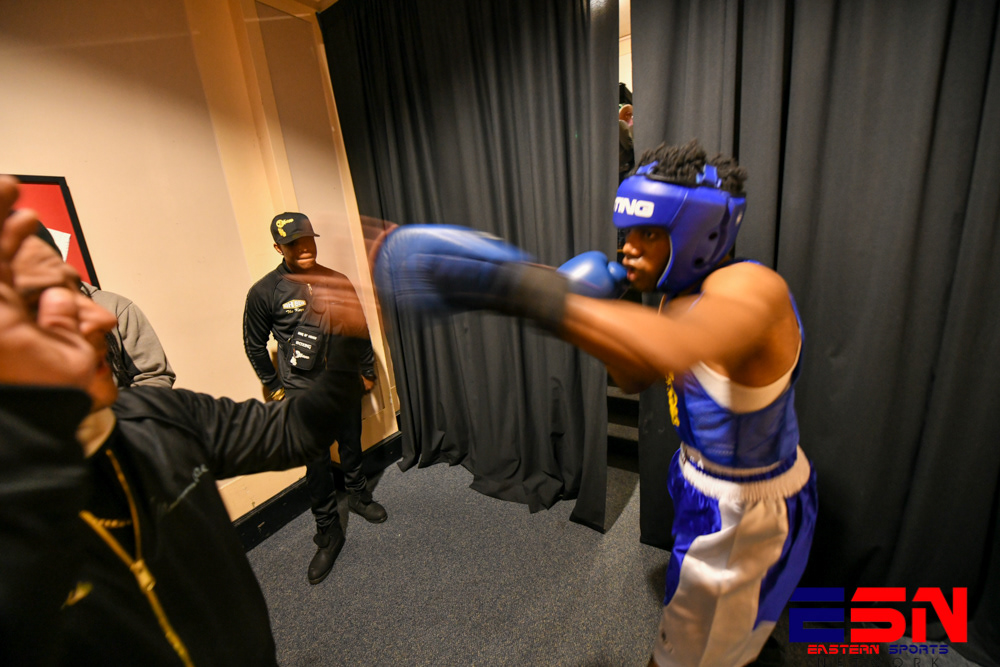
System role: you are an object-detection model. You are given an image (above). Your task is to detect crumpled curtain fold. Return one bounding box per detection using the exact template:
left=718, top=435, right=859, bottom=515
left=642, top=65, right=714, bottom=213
left=320, top=0, right=618, bottom=528
left=632, top=1, right=1000, bottom=655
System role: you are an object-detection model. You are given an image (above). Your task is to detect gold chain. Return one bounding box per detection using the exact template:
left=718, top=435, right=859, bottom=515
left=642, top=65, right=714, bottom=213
left=88, top=516, right=132, bottom=529
left=79, top=449, right=194, bottom=667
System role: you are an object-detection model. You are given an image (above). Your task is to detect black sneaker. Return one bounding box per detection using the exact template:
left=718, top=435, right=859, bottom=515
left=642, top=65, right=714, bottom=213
left=348, top=491, right=387, bottom=523
left=307, top=525, right=345, bottom=585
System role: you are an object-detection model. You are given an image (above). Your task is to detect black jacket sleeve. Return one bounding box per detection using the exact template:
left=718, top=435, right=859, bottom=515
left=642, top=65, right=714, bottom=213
left=121, top=359, right=364, bottom=480
left=317, top=279, right=375, bottom=381
left=0, top=386, right=91, bottom=667
left=359, top=338, right=376, bottom=381
left=242, top=280, right=282, bottom=393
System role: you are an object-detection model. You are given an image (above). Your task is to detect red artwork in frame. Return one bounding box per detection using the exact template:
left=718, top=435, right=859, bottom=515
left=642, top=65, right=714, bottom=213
left=13, top=175, right=100, bottom=288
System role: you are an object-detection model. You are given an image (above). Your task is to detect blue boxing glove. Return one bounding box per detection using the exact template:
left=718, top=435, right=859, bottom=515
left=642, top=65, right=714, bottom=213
left=557, top=251, right=628, bottom=298
left=374, top=224, right=571, bottom=330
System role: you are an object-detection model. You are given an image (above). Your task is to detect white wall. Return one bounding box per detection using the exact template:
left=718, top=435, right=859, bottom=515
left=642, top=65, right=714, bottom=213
left=0, top=0, right=398, bottom=518
left=620, top=35, right=633, bottom=94
left=619, top=0, right=632, bottom=93
left=0, top=0, right=261, bottom=402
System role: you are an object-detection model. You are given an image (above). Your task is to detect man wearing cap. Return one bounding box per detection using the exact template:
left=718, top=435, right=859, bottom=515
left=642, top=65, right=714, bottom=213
left=243, top=212, right=386, bottom=585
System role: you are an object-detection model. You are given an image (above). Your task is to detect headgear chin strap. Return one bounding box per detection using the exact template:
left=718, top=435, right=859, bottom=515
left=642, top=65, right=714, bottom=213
left=613, top=162, right=746, bottom=294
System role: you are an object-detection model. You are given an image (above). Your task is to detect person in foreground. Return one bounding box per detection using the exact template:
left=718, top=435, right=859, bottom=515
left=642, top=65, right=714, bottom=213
left=0, top=175, right=368, bottom=666
left=374, top=139, right=818, bottom=667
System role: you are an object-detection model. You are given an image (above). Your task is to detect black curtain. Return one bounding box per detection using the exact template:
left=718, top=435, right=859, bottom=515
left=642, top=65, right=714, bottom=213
left=633, top=0, right=1000, bottom=658
left=320, top=0, right=619, bottom=529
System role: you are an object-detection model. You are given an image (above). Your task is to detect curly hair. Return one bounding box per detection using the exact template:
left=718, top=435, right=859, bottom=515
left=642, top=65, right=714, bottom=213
left=632, top=138, right=747, bottom=195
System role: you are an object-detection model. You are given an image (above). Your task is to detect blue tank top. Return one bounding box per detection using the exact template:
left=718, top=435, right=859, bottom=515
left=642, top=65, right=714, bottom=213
left=665, top=264, right=804, bottom=469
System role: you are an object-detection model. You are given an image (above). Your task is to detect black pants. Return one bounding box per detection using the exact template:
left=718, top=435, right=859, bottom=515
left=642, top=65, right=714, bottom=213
left=287, top=389, right=366, bottom=534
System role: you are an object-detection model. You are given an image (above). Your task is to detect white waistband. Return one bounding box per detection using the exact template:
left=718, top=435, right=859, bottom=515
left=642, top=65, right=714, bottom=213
left=680, top=443, right=787, bottom=478
left=679, top=445, right=812, bottom=503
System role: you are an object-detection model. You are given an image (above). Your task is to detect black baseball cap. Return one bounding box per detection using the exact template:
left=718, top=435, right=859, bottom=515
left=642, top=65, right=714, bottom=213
left=270, top=212, right=320, bottom=245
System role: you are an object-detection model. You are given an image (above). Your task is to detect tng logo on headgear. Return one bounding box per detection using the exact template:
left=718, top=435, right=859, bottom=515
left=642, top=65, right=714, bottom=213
left=614, top=197, right=655, bottom=218
left=274, top=218, right=294, bottom=238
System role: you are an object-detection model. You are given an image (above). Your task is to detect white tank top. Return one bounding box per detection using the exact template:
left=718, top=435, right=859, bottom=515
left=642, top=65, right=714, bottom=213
left=690, top=344, right=801, bottom=414
left=660, top=293, right=801, bottom=414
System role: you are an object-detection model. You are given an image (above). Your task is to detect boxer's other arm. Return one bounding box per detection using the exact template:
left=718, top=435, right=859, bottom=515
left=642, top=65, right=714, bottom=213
left=556, top=251, right=627, bottom=299
left=373, top=225, right=794, bottom=391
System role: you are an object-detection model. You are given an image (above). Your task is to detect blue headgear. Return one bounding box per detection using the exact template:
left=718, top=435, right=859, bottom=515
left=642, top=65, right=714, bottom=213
left=613, top=162, right=746, bottom=293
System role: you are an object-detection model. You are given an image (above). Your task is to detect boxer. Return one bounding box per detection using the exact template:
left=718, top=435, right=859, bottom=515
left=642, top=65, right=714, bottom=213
left=374, top=139, right=817, bottom=667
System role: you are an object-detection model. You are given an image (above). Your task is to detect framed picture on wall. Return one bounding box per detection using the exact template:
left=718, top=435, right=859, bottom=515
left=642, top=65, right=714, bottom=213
left=13, top=175, right=99, bottom=288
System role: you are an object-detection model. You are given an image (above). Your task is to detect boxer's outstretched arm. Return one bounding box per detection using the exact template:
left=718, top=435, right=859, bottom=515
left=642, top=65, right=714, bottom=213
left=373, top=224, right=797, bottom=393
left=559, top=263, right=794, bottom=393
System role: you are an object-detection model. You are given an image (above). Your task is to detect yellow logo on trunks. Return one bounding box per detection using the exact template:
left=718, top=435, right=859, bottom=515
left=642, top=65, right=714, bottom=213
left=282, top=299, right=306, bottom=311
left=274, top=218, right=294, bottom=237
left=666, top=373, right=679, bottom=427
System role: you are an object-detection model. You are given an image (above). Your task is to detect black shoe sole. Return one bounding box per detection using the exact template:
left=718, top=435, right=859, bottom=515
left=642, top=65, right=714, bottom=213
left=308, top=568, right=333, bottom=586
left=349, top=506, right=388, bottom=524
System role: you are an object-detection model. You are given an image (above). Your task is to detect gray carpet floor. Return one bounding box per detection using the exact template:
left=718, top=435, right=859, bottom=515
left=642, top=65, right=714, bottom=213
left=247, top=463, right=985, bottom=667
left=248, top=463, right=666, bottom=666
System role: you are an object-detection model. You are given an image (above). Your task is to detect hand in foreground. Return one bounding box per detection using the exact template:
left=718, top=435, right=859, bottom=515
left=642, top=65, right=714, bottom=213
left=360, top=215, right=398, bottom=274
left=0, top=176, right=96, bottom=389
left=287, top=273, right=369, bottom=338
